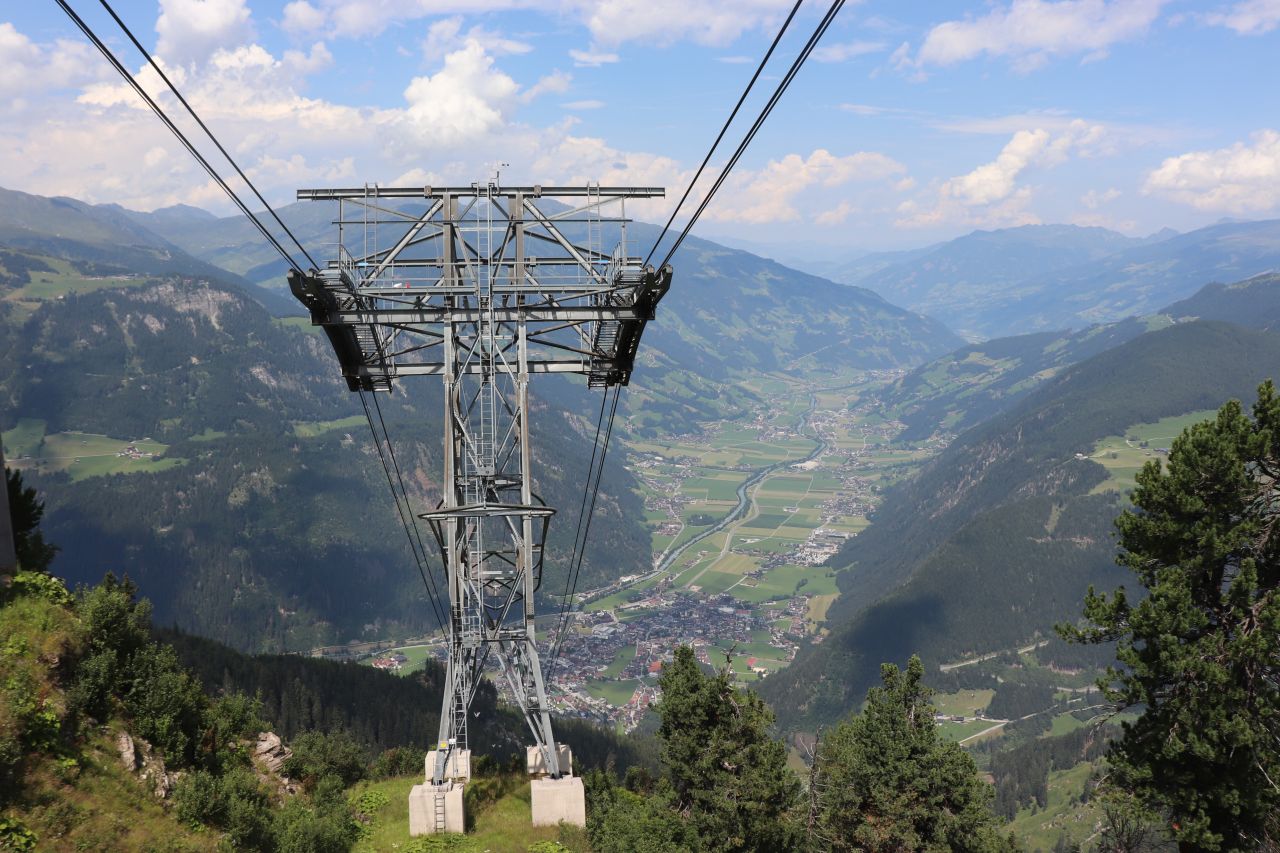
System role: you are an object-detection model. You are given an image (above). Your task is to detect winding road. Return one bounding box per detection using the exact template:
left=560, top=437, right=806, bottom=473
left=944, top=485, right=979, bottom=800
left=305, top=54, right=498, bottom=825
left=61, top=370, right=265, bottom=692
left=651, top=391, right=829, bottom=577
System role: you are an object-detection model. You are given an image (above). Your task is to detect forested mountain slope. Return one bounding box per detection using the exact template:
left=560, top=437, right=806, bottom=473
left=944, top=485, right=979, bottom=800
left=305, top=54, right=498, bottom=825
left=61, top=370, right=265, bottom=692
left=0, top=187, right=291, bottom=314
left=0, top=246, right=647, bottom=651
left=133, top=196, right=965, bottom=436
left=761, top=319, right=1280, bottom=730
left=1163, top=271, right=1280, bottom=330
left=845, top=224, right=1151, bottom=336
left=2, top=186, right=959, bottom=651
left=875, top=315, right=1162, bottom=441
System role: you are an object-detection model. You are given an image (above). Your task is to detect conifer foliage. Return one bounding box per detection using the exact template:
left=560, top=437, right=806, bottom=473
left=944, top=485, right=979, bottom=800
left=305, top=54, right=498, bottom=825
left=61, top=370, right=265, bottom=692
left=1064, top=382, right=1280, bottom=850
left=655, top=646, right=800, bottom=852
left=808, top=655, right=1016, bottom=852
left=4, top=469, right=57, bottom=573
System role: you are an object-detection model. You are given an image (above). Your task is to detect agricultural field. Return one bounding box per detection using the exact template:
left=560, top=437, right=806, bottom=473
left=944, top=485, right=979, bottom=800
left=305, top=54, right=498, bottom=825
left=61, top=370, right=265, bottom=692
left=2, top=419, right=183, bottom=481
left=557, top=367, right=947, bottom=717
left=1089, top=409, right=1216, bottom=493
left=292, top=414, right=367, bottom=438
left=584, top=678, right=642, bottom=706
left=932, top=688, right=994, bottom=718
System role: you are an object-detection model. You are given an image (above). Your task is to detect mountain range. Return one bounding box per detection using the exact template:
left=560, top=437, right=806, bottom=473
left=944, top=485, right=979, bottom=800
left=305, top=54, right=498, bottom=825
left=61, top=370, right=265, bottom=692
left=761, top=275, right=1280, bottom=730
left=0, top=185, right=957, bottom=652
left=828, top=220, right=1280, bottom=339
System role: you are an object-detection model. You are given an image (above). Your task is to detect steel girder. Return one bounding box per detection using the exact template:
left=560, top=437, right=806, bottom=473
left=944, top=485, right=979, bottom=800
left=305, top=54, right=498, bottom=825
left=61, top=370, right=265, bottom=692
left=290, top=182, right=671, bottom=785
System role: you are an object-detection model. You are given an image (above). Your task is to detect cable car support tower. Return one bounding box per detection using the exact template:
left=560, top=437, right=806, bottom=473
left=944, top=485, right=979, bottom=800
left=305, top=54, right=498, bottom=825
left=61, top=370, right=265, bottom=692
left=289, top=181, right=671, bottom=833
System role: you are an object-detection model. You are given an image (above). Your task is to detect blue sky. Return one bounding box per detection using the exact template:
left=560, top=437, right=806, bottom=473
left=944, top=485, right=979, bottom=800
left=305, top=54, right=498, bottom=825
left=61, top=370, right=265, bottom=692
left=3, top=0, right=1279, bottom=255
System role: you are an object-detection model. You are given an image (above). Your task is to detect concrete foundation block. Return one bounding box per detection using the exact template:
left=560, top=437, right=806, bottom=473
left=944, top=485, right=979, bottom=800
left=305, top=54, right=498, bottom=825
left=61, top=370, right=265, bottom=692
left=530, top=776, right=586, bottom=827
left=409, top=782, right=465, bottom=835
left=526, top=744, right=573, bottom=778
left=426, top=748, right=471, bottom=784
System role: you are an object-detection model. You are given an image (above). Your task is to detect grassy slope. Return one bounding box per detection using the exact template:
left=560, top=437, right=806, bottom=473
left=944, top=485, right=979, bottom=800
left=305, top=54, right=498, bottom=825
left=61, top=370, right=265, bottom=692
left=0, top=591, right=217, bottom=852
left=350, top=775, right=584, bottom=852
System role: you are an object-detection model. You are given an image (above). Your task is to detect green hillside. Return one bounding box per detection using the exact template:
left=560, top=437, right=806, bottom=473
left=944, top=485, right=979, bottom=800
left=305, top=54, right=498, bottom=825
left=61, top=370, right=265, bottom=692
left=877, top=315, right=1163, bottom=441
left=0, top=243, right=650, bottom=651
left=1, top=185, right=961, bottom=651
left=761, top=320, right=1280, bottom=730
left=135, top=197, right=965, bottom=438
left=1162, top=271, right=1280, bottom=330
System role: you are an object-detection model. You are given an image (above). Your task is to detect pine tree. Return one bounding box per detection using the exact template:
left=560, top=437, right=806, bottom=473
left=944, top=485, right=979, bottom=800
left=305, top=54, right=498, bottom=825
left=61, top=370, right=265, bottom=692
left=4, top=468, right=57, bottom=573
left=655, top=646, right=800, bottom=853
left=1062, top=382, right=1280, bottom=851
left=812, top=655, right=1017, bottom=852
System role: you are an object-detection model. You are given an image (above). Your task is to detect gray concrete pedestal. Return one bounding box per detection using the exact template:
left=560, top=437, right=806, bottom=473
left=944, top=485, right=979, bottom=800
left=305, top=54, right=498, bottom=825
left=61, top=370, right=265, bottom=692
left=531, top=776, right=587, bottom=827
left=409, top=748, right=470, bottom=835
left=408, top=781, right=465, bottom=835
left=527, top=745, right=585, bottom=827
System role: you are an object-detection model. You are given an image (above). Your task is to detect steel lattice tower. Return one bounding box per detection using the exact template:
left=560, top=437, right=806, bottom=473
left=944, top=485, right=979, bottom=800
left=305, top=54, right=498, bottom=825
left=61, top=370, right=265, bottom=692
left=290, top=181, right=671, bottom=831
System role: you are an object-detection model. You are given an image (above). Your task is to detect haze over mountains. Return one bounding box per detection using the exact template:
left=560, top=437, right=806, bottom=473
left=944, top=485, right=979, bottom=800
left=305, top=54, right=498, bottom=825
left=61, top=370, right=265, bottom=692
left=820, top=220, right=1280, bottom=339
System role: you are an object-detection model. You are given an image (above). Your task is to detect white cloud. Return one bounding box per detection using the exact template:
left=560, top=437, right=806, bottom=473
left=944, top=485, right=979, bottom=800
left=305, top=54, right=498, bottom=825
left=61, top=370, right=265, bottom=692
left=1144, top=129, right=1280, bottom=213
left=915, top=0, right=1166, bottom=72
left=156, top=0, right=254, bottom=66
left=280, top=0, right=326, bottom=34
left=1204, top=0, right=1280, bottom=34
left=284, top=0, right=796, bottom=46
left=814, top=201, right=854, bottom=226
left=0, top=23, right=105, bottom=101
left=399, top=41, right=521, bottom=148
left=522, top=70, right=573, bottom=103
left=706, top=149, right=908, bottom=224
left=579, top=0, right=797, bottom=47
left=717, top=55, right=753, bottom=64
left=812, top=40, right=886, bottom=63
left=899, top=121, right=1106, bottom=227
left=947, top=129, right=1052, bottom=205
left=569, top=48, right=619, bottom=67
left=423, top=16, right=532, bottom=63
left=562, top=100, right=606, bottom=110
left=283, top=42, right=334, bottom=75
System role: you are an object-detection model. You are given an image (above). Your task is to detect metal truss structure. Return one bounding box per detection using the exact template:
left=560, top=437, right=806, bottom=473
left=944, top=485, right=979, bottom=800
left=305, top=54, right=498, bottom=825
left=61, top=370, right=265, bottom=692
left=289, top=182, right=672, bottom=785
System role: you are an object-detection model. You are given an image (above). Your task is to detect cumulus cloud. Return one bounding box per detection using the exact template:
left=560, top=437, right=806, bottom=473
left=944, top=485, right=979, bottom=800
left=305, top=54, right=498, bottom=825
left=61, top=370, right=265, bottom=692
left=399, top=41, right=521, bottom=148
left=156, top=0, right=254, bottom=66
left=272, top=0, right=795, bottom=46
left=0, top=23, right=106, bottom=101
left=814, top=201, right=854, bottom=226
left=578, top=0, right=797, bottom=47
left=899, top=120, right=1106, bottom=227
left=423, top=16, right=532, bottom=63
left=1081, top=187, right=1121, bottom=208
left=280, top=0, right=326, bottom=34
left=283, top=42, right=334, bottom=75
left=914, top=0, right=1167, bottom=72
left=522, top=70, right=573, bottom=103
left=705, top=149, right=908, bottom=224
left=1144, top=129, right=1280, bottom=213
left=1203, top=0, right=1280, bottom=34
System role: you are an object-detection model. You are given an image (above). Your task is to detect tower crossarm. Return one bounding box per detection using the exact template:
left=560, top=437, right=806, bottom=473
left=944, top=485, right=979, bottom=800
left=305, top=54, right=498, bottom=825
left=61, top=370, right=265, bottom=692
left=293, top=181, right=673, bottom=802
left=288, top=184, right=672, bottom=390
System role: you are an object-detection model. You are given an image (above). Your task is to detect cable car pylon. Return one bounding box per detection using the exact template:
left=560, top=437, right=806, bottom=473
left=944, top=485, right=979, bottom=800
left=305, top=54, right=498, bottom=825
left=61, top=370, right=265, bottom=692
left=289, top=181, right=672, bottom=833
